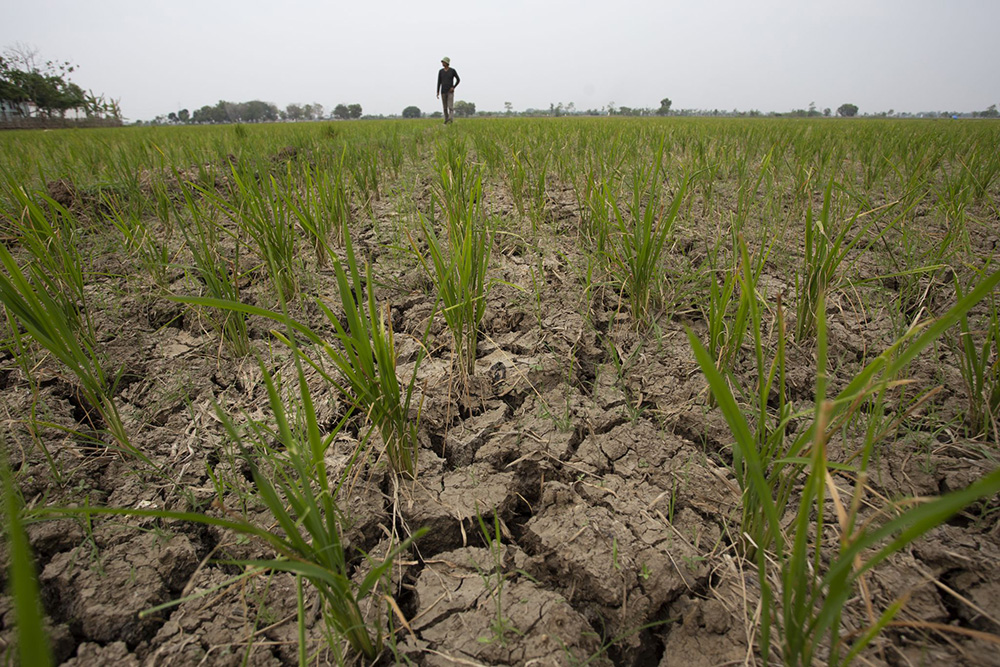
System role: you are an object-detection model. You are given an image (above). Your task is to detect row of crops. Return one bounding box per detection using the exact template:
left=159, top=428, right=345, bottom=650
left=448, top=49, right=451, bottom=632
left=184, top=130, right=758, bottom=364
left=1, top=116, right=998, bottom=665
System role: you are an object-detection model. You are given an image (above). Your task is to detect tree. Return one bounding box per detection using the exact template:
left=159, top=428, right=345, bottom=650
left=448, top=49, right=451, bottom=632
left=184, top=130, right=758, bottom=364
left=657, top=97, right=672, bottom=115
left=402, top=105, right=421, bottom=119
left=504, top=101, right=513, bottom=115
left=333, top=103, right=349, bottom=120
left=981, top=104, right=999, bottom=118
left=837, top=103, right=859, bottom=117
left=285, top=103, right=304, bottom=121
left=178, top=108, right=190, bottom=122
left=242, top=100, right=278, bottom=122
left=347, top=103, right=362, bottom=119
left=453, top=100, right=475, bottom=117
left=823, top=107, right=831, bottom=117
left=1, top=45, right=90, bottom=119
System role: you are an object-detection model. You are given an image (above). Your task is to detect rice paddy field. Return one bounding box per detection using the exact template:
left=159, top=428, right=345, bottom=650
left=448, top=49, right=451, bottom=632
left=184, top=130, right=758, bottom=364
left=1, top=116, right=999, bottom=666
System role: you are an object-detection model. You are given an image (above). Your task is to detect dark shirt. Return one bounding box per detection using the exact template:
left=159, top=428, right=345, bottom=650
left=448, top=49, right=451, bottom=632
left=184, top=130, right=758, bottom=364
left=437, top=68, right=460, bottom=95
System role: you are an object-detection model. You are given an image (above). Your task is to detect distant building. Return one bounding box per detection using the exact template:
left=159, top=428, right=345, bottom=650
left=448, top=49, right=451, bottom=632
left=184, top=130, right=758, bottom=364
left=0, top=99, right=29, bottom=121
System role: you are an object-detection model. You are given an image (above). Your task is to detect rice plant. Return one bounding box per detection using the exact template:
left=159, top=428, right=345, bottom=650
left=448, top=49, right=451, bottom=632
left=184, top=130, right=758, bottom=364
left=224, top=162, right=301, bottom=302
left=308, top=227, right=427, bottom=476
left=285, top=158, right=350, bottom=266
left=605, top=141, right=689, bottom=327
left=953, top=267, right=1000, bottom=439
left=1, top=442, right=53, bottom=667
left=102, top=191, right=171, bottom=286
left=794, top=180, right=901, bottom=341
left=688, top=268, right=1000, bottom=664
left=703, top=232, right=768, bottom=382
left=412, top=191, right=492, bottom=377
left=210, top=357, right=423, bottom=659
left=176, top=220, right=428, bottom=477
left=0, top=243, right=146, bottom=464
left=6, top=183, right=93, bottom=346
left=174, top=177, right=251, bottom=357
left=412, top=149, right=494, bottom=377
left=46, top=358, right=425, bottom=661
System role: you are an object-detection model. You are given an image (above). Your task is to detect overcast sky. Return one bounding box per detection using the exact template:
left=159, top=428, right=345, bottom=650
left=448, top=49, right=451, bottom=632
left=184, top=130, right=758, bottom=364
left=3, top=0, right=997, bottom=121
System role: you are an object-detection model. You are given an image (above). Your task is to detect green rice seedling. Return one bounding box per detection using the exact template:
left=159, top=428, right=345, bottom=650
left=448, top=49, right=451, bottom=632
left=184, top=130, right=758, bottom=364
left=506, top=147, right=529, bottom=218
left=703, top=232, right=769, bottom=383
left=0, top=244, right=147, bottom=465
left=224, top=163, right=301, bottom=302
left=689, top=272, right=1000, bottom=664
left=102, top=192, right=170, bottom=286
left=308, top=229, right=427, bottom=476
left=604, top=141, right=688, bottom=327
left=794, top=179, right=900, bottom=341
left=5, top=183, right=93, bottom=346
left=212, top=358, right=421, bottom=659
left=471, top=132, right=504, bottom=178
left=952, top=269, right=1000, bottom=439
left=47, top=357, right=426, bottom=661
left=434, top=137, right=477, bottom=220
left=962, top=136, right=1000, bottom=205
left=285, top=159, right=350, bottom=266
left=691, top=266, right=1000, bottom=555
left=378, top=129, right=405, bottom=178
left=176, top=220, right=428, bottom=477
left=526, top=147, right=550, bottom=231
left=413, top=178, right=493, bottom=377
left=1, top=442, right=53, bottom=667
left=474, top=505, right=520, bottom=646
left=346, top=142, right=381, bottom=210
left=3, top=309, right=65, bottom=485
left=732, top=148, right=774, bottom=235
left=174, top=178, right=251, bottom=357
left=766, top=400, right=1000, bottom=665
left=935, top=159, right=974, bottom=224
left=576, top=169, right=612, bottom=258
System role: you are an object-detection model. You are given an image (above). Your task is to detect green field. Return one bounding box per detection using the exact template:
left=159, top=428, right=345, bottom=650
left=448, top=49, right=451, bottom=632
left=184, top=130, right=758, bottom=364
left=1, top=117, right=999, bottom=666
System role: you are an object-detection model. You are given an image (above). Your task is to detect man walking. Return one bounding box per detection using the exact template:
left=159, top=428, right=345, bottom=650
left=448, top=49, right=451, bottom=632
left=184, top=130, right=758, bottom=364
left=436, top=57, right=460, bottom=124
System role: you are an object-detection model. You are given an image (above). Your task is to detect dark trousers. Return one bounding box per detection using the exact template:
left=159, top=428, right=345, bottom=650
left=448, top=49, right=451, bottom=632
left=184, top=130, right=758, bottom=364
left=441, top=92, right=454, bottom=123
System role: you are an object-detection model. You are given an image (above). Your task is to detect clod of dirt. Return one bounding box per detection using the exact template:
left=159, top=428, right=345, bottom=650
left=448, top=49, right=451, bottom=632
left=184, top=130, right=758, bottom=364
left=40, top=532, right=198, bottom=647
left=443, top=401, right=508, bottom=467
left=404, top=545, right=608, bottom=666
left=142, top=568, right=286, bottom=666
left=25, top=519, right=86, bottom=563
left=401, top=464, right=520, bottom=556
left=574, top=419, right=684, bottom=476
left=45, top=179, right=77, bottom=209
left=62, top=641, right=139, bottom=667
left=271, top=146, right=298, bottom=162
left=659, top=597, right=747, bottom=667
left=520, top=481, right=714, bottom=655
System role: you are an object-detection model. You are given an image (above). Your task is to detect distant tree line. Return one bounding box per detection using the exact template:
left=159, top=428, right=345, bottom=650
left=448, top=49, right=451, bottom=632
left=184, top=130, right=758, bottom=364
left=0, top=44, right=120, bottom=122
left=153, top=95, right=1000, bottom=125
left=158, top=100, right=364, bottom=124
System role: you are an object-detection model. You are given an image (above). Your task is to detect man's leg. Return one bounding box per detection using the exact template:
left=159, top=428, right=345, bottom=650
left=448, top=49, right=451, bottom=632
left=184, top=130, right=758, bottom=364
left=446, top=93, right=454, bottom=123
left=442, top=93, right=451, bottom=123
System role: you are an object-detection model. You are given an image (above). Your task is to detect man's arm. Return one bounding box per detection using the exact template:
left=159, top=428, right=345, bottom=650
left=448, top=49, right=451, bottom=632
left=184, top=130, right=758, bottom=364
left=453, top=70, right=460, bottom=90
left=436, top=70, right=442, bottom=98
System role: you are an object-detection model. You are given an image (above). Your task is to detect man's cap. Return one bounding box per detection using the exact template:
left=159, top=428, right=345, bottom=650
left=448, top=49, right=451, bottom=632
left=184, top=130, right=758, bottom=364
left=441, top=57, right=451, bottom=65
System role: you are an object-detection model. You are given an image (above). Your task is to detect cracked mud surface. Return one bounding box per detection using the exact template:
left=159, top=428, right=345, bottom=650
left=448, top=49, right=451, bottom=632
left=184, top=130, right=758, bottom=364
left=2, top=124, right=999, bottom=666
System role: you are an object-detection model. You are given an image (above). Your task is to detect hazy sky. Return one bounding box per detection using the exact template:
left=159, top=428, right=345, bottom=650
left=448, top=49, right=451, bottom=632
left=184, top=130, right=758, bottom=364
left=3, top=0, right=998, bottom=121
